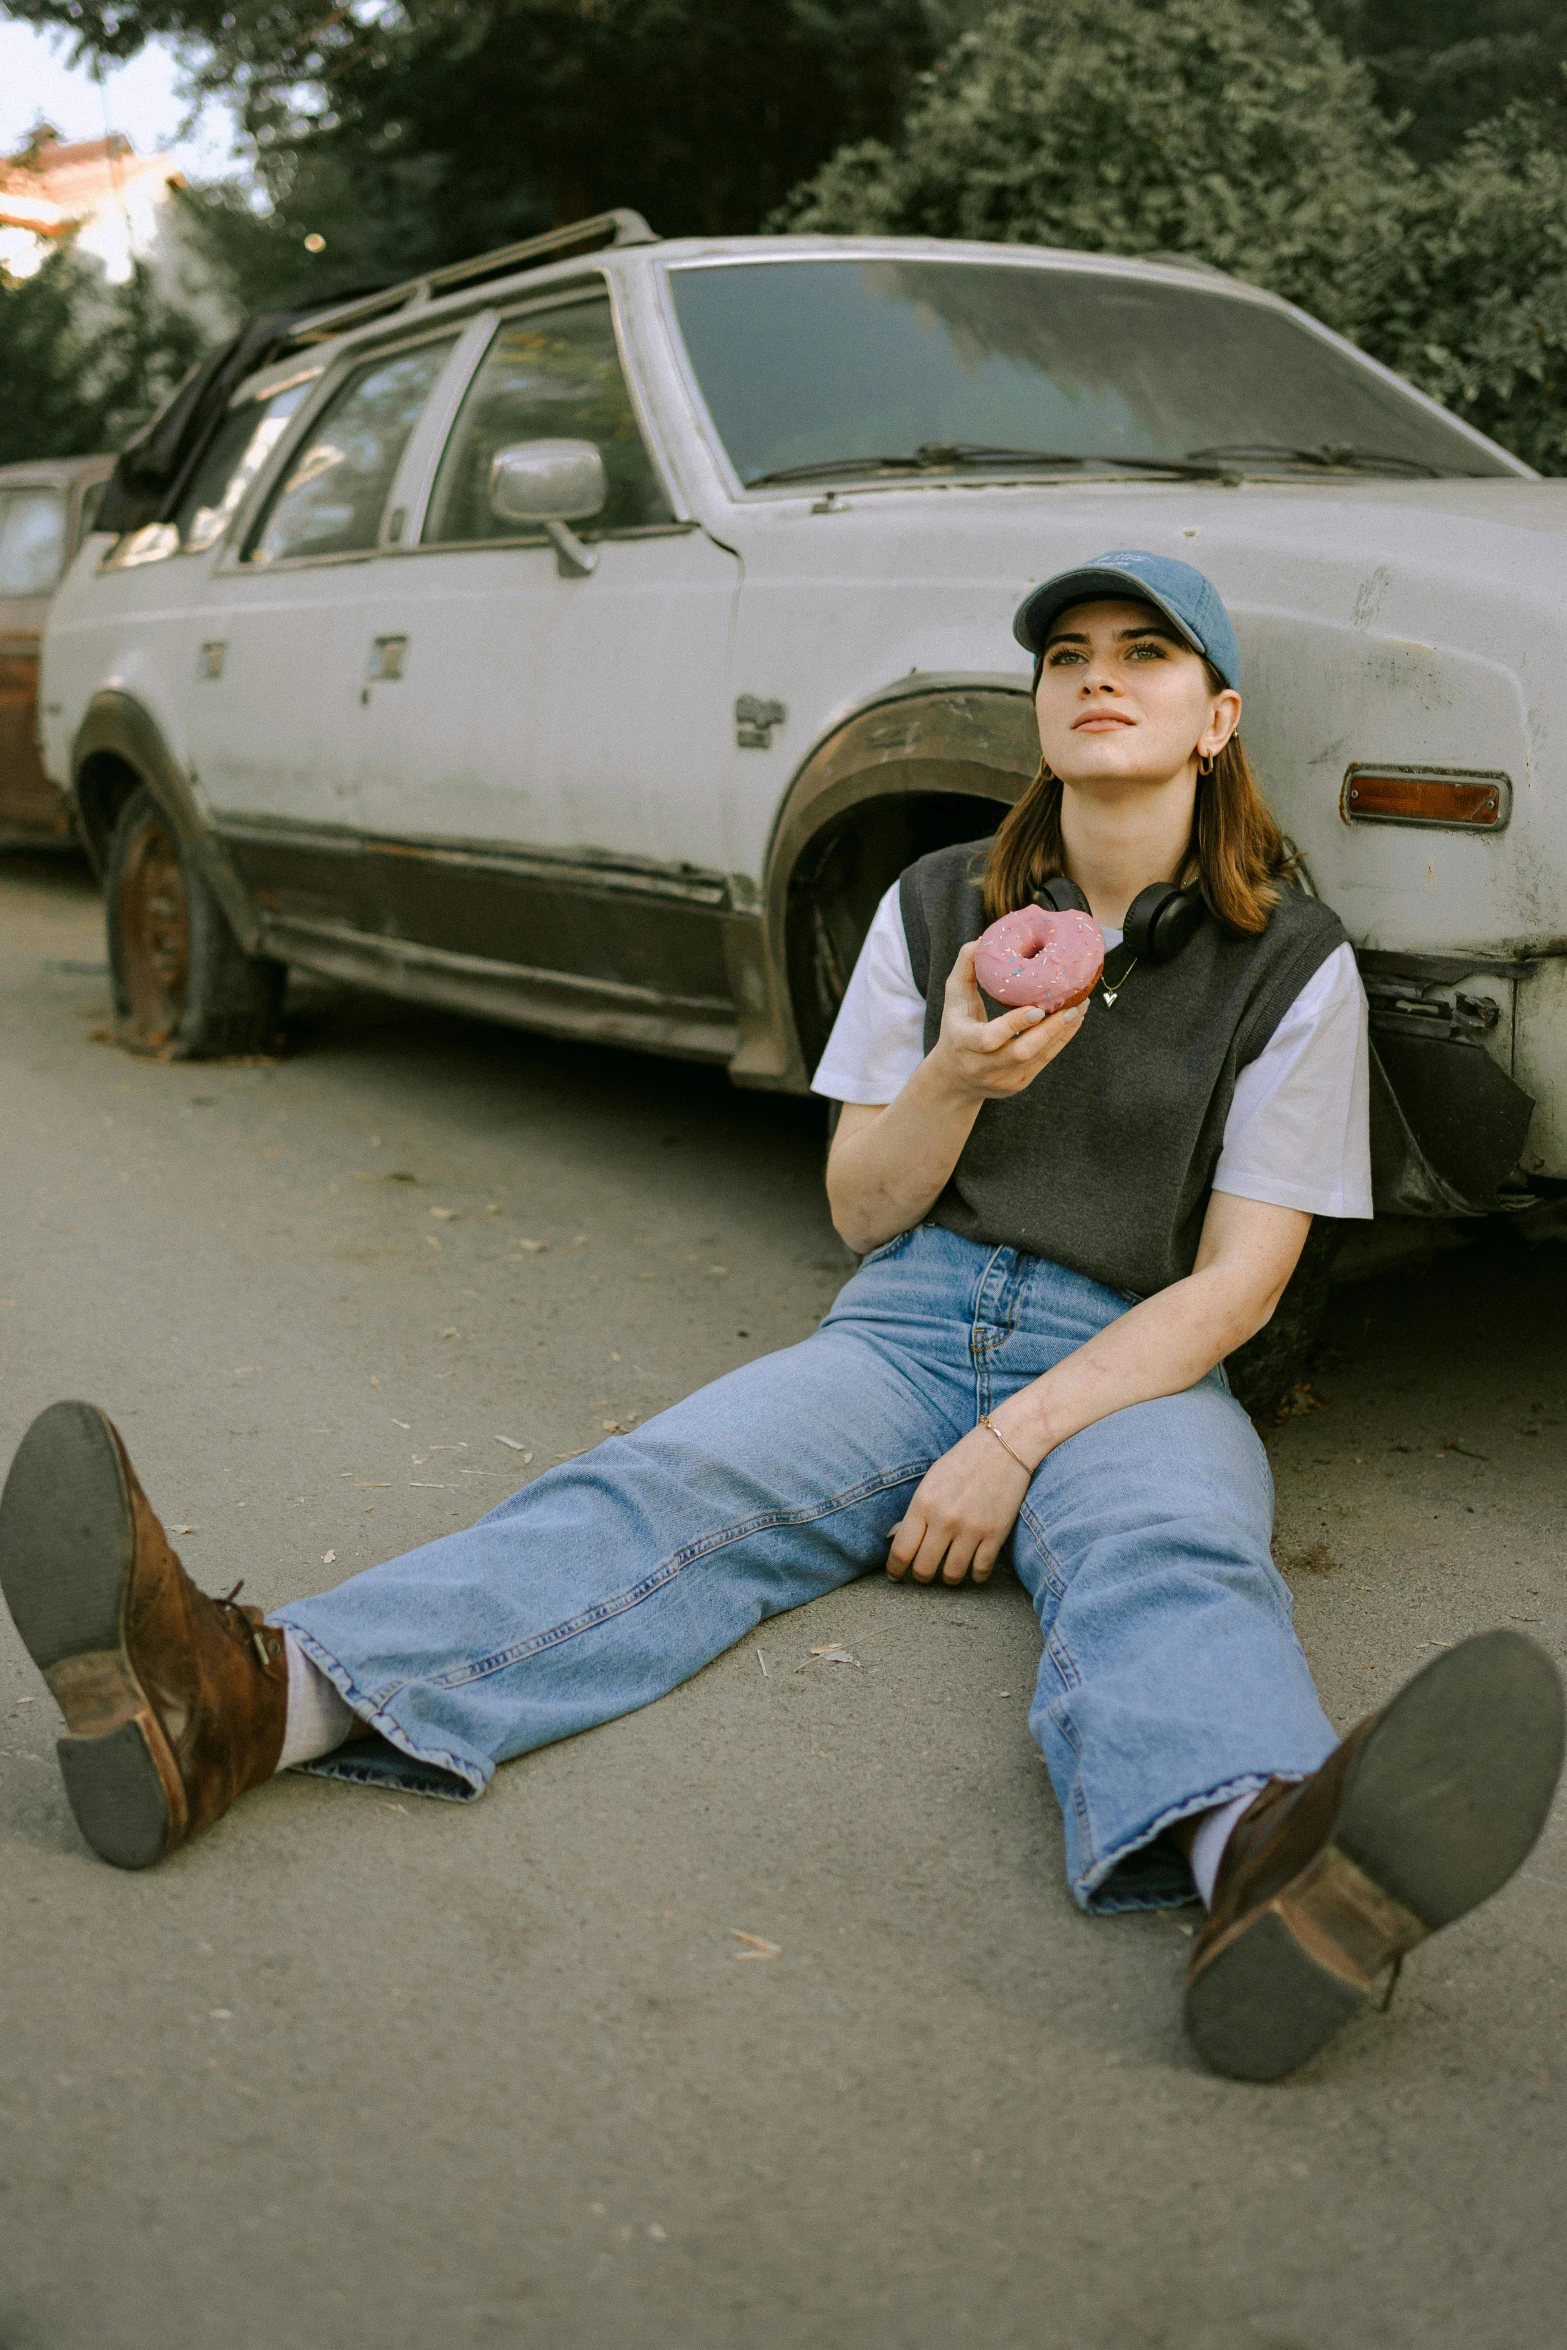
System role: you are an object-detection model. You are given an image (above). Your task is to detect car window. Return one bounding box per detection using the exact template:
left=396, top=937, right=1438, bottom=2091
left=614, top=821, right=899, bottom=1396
left=669, top=258, right=1516, bottom=483
left=0, top=489, right=68, bottom=595
left=173, top=378, right=316, bottom=553
left=247, top=338, right=457, bottom=565
left=423, top=297, right=673, bottom=545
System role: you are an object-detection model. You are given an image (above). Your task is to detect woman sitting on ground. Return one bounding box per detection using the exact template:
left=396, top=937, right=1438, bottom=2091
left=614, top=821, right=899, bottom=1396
left=2, top=550, right=1560, bottom=2083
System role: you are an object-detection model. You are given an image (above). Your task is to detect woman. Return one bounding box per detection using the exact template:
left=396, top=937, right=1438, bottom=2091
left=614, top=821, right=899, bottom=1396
left=2, top=551, right=1561, bottom=2083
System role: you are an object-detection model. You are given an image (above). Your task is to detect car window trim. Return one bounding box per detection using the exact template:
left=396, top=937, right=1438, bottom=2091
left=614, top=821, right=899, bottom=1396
left=221, top=319, right=475, bottom=575
left=594, top=267, right=691, bottom=527
left=131, top=363, right=332, bottom=567
left=393, top=518, right=701, bottom=558
left=651, top=259, right=750, bottom=504
left=210, top=369, right=359, bottom=575
left=388, top=309, right=500, bottom=551
left=68, top=468, right=111, bottom=558
left=412, top=274, right=685, bottom=553
left=210, top=271, right=686, bottom=574
left=225, top=355, right=326, bottom=411
left=170, top=380, right=325, bottom=561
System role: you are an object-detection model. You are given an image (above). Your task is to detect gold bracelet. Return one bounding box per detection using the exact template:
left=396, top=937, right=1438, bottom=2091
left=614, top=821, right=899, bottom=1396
left=979, top=1413, right=1033, bottom=1476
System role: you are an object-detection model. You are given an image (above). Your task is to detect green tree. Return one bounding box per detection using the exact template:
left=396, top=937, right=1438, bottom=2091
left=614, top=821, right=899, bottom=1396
left=188, top=0, right=944, bottom=308
left=1369, top=97, right=1567, bottom=473
left=4, top=0, right=962, bottom=315
left=0, top=244, right=205, bottom=462
left=775, top=0, right=1567, bottom=473
left=1317, top=1, right=1567, bottom=164
left=775, top=0, right=1412, bottom=342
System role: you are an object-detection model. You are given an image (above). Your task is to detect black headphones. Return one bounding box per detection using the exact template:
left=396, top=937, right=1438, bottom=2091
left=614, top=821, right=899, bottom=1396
left=1033, top=874, right=1208, bottom=964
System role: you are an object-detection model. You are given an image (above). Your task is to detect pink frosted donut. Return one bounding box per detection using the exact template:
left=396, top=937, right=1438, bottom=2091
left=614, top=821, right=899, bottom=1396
left=973, top=905, right=1104, bottom=1012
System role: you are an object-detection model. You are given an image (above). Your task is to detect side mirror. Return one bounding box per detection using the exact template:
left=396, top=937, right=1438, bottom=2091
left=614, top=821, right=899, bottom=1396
left=487, top=439, right=608, bottom=576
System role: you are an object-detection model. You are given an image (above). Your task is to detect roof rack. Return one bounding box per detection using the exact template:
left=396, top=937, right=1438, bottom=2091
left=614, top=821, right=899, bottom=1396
left=288, top=208, right=660, bottom=345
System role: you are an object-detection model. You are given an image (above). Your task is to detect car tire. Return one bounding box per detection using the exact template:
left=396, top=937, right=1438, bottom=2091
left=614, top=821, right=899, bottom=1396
left=1223, top=1216, right=1345, bottom=1422
left=107, top=785, right=285, bottom=1058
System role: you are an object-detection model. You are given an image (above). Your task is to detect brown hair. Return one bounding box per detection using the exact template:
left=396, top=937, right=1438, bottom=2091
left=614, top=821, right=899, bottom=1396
left=982, top=705, right=1298, bottom=935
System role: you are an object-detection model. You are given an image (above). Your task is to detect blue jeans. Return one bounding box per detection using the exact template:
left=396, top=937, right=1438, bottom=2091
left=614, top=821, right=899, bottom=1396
left=274, top=1226, right=1336, bottom=1912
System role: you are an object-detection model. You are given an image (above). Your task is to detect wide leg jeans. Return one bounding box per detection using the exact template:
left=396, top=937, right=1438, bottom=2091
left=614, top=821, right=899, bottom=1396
left=274, top=1226, right=1337, bottom=1912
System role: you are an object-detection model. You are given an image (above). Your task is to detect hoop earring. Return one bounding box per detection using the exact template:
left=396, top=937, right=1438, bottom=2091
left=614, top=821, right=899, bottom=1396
left=1197, top=751, right=1215, bottom=777
left=1038, top=757, right=1055, bottom=783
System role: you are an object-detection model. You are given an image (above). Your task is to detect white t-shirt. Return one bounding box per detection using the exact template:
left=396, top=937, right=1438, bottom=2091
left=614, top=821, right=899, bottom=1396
left=811, top=884, right=1373, bottom=1220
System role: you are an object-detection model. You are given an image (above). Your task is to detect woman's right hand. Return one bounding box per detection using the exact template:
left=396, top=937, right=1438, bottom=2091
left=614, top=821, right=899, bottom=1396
left=930, top=941, right=1088, bottom=1101
left=825, top=942, right=1089, bottom=1253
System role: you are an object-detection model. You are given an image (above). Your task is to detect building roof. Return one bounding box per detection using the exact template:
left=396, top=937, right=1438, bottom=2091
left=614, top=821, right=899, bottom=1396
left=0, top=128, right=184, bottom=243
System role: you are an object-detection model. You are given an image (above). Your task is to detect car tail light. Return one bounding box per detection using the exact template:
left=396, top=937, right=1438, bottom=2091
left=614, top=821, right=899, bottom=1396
left=1341, top=766, right=1510, bottom=830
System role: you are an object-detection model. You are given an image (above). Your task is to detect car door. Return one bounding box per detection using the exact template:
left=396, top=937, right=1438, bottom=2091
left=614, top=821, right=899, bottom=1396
left=182, top=330, right=462, bottom=866
left=341, top=285, right=741, bottom=1014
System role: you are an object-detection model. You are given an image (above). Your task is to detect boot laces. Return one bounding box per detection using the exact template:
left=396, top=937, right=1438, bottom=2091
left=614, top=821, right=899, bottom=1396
left=214, top=1580, right=280, bottom=1673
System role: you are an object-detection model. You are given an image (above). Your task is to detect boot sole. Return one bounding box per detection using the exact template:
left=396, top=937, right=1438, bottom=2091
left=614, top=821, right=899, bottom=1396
left=0, top=1400, right=184, bottom=1868
left=1186, top=1628, right=1565, bottom=2082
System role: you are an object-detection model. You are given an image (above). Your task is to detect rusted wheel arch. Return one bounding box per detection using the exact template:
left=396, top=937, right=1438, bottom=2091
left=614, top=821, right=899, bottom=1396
left=70, top=692, right=261, bottom=950
left=762, top=682, right=1040, bottom=1086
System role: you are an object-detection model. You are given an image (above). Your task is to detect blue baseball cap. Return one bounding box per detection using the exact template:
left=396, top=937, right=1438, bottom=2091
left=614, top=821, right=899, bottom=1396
left=1012, top=549, right=1242, bottom=691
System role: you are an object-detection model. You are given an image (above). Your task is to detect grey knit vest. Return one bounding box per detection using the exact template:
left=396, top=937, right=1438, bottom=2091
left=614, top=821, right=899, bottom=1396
left=899, top=841, right=1349, bottom=1297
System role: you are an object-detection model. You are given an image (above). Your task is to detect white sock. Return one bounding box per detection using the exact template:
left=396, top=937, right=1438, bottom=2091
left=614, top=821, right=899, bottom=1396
left=1189, top=1791, right=1259, bottom=1908
left=275, top=1631, right=358, bottom=1772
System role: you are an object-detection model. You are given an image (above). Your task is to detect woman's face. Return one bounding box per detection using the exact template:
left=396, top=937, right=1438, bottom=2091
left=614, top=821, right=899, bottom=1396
left=1033, top=597, right=1240, bottom=791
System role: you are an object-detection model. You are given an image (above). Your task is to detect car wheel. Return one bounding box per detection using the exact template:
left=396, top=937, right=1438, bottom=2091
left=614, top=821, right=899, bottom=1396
left=107, top=785, right=285, bottom=1058
left=1223, top=1216, right=1345, bottom=1422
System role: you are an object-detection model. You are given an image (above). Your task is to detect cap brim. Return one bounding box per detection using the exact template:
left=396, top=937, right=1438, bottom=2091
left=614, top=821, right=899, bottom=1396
left=1013, top=567, right=1207, bottom=660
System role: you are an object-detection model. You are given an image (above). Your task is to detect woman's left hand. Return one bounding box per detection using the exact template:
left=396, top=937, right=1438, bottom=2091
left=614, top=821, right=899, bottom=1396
left=886, top=1426, right=1034, bottom=1586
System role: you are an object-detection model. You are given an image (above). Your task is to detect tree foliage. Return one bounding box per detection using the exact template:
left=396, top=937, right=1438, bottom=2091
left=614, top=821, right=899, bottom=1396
left=1370, top=102, right=1567, bottom=474
left=777, top=0, right=1567, bottom=474
left=0, top=0, right=962, bottom=444
left=778, top=0, right=1409, bottom=339
left=184, top=0, right=945, bottom=308
left=5, top=0, right=958, bottom=311
left=7, top=0, right=1567, bottom=471
left=1317, top=0, right=1567, bottom=164
left=0, top=245, right=204, bottom=462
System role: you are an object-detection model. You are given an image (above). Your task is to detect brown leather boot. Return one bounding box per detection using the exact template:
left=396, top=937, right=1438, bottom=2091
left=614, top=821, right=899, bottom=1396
left=1185, top=1628, right=1565, bottom=2082
left=0, top=1400, right=288, bottom=1868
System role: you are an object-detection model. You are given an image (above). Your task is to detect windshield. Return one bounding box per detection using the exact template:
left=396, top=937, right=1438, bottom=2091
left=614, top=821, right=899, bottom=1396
left=668, top=258, right=1515, bottom=486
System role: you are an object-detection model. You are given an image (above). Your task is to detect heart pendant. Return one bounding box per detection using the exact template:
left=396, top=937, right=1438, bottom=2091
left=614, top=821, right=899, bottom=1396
left=1102, top=987, right=1119, bottom=1007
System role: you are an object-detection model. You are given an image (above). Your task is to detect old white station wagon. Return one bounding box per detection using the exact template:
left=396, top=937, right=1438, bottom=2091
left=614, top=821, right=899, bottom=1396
left=40, top=215, right=1564, bottom=1277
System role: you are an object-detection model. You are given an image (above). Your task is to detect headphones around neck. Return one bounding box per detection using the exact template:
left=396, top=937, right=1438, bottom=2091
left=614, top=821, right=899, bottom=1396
left=1033, top=873, right=1208, bottom=964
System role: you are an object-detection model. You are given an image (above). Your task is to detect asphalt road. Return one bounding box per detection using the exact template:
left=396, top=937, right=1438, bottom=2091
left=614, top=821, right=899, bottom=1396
left=2, top=850, right=1565, bottom=2350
